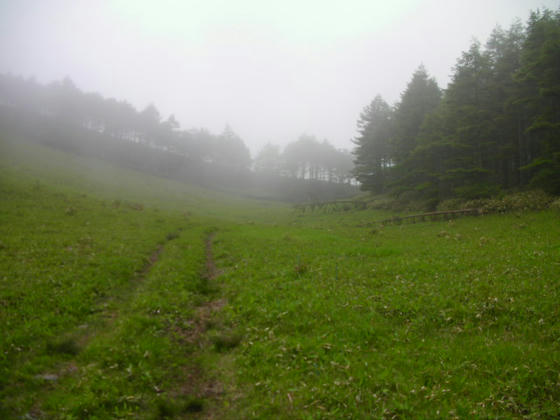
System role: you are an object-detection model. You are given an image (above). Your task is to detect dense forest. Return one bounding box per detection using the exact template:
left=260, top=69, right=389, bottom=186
left=353, top=9, right=560, bottom=206
left=0, top=75, right=355, bottom=202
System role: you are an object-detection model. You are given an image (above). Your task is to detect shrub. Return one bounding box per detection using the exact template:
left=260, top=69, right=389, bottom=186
left=46, top=338, right=80, bottom=356
left=550, top=198, right=560, bottom=210
left=437, top=198, right=466, bottom=211
left=166, top=232, right=180, bottom=241
left=454, top=183, right=500, bottom=200
left=294, top=261, right=309, bottom=275
left=464, top=190, right=554, bottom=213
left=211, top=331, right=242, bottom=352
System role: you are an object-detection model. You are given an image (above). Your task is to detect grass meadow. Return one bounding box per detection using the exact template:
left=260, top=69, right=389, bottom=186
left=1, top=136, right=559, bottom=418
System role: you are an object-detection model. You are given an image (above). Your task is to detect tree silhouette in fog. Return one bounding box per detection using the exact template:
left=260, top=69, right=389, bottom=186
left=0, top=73, right=356, bottom=202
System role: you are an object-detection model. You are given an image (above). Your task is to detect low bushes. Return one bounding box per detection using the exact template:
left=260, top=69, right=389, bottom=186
left=437, top=190, right=556, bottom=213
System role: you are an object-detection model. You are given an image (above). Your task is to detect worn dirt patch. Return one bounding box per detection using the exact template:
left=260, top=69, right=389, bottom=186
left=172, top=232, right=229, bottom=418
left=139, top=244, right=164, bottom=278
left=179, top=298, right=227, bottom=345
left=204, top=232, right=220, bottom=281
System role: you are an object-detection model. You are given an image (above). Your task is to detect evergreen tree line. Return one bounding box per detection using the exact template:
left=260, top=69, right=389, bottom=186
left=254, top=136, right=354, bottom=184
left=353, top=9, right=560, bottom=204
left=0, top=73, right=356, bottom=202
left=0, top=73, right=353, bottom=185
left=0, top=74, right=252, bottom=171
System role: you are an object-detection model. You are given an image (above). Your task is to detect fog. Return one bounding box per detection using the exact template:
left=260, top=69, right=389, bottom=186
left=0, top=0, right=557, bottom=154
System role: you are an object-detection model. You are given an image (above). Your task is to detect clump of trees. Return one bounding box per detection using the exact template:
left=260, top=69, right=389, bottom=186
left=353, top=9, right=560, bottom=203
left=254, top=135, right=354, bottom=184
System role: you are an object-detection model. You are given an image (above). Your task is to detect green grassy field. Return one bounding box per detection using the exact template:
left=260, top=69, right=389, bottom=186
left=1, top=136, right=559, bottom=418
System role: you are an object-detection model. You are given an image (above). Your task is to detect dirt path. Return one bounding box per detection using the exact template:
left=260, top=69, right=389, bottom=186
left=173, top=231, right=229, bottom=419
left=32, top=229, right=229, bottom=418
left=204, top=232, right=218, bottom=281
left=25, top=231, right=182, bottom=419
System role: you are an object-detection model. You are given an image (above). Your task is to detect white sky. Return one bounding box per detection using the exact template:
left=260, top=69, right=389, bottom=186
left=1, top=0, right=558, bottom=155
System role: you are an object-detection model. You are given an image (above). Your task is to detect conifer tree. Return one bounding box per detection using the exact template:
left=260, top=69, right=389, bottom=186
left=516, top=9, right=560, bottom=193
left=392, top=65, right=441, bottom=164
left=352, top=95, right=393, bottom=193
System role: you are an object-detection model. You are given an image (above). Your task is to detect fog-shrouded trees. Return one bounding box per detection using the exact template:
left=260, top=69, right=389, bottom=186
left=353, top=8, right=560, bottom=202
left=352, top=95, right=393, bottom=193
left=392, top=65, right=442, bottom=164
left=352, top=67, right=441, bottom=195
left=0, top=73, right=356, bottom=202
left=255, top=135, right=353, bottom=184
left=0, top=74, right=253, bottom=170
left=254, top=143, right=282, bottom=175
left=215, top=125, right=252, bottom=170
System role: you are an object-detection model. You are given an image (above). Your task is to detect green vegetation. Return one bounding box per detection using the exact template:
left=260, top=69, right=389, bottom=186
left=1, top=137, right=559, bottom=418
left=354, top=9, right=560, bottom=202
left=215, top=210, right=560, bottom=418
left=2, top=3, right=559, bottom=419
left=0, top=136, right=284, bottom=417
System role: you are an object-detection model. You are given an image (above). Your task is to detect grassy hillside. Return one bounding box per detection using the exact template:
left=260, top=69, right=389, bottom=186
left=1, top=136, right=559, bottom=418
left=0, top=136, right=288, bottom=417
left=0, top=133, right=291, bottom=223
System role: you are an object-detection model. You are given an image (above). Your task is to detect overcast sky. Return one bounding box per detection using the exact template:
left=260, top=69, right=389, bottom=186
left=1, top=0, right=558, bottom=154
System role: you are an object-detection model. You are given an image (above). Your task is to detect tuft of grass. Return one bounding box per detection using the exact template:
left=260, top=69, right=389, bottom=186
left=211, top=331, right=242, bottom=352
left=154, top=398, right=179, bottom=419
left=183, top=396, right=205, bottom=413
left=165, top=231, right=180, bottom=241
left=195, top=277, right=218, bottom=295
left=294, top=260, right=309, bottom=276
left=45, top=338, right=81, bottom=356
left=153, top=396, right=205, bottom=418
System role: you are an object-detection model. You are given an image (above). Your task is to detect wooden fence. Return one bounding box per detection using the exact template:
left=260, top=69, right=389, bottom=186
left=378, top=208, right=481, bottom=225
left=295, top=200, right=485, bottom=225
left=294, top=200, right=367, bottom=212
left=295, top=200, right=484, bottom=225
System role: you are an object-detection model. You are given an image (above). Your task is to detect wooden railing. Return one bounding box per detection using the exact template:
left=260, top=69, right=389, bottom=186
left=295, top=201, right=483, bottom=224
left=378, top=208, right=481, bottom=225
left=294, top=200, right=367, bottom=212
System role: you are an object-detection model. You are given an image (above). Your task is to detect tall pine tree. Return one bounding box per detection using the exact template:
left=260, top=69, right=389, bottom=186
left=516, top=9, right=560, bottom=193
left=392, top=65, right=441, bottom=164
left=352, top=95, right=393, bottom=193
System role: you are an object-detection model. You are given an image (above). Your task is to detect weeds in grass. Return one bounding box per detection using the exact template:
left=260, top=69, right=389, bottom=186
left=183, top=396, right=205, bottom=413
left=294, top=259, right=309, bottom=276
left=45, top=338, right=81, bottom=356
left=211, top=331, right=242, bottom=352
left=165, top=231, right=180, bottom=241
left=153, top=396, right=203, bottom=418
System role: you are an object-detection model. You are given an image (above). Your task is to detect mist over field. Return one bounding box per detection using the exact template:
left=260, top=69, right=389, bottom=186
left=1, top=0, right=556, bottom=153
left=1, top=1, right=560, bottom=418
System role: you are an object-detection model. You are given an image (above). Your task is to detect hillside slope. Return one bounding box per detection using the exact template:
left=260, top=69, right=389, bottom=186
left=1, top=137, right=559, bottom=418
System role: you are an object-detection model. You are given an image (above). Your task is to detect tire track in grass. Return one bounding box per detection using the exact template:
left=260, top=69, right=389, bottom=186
left=181, top=232, right=224, bottom=345
left=28, top=230, right=182, bottom=413
left=31, top=228, right=231, bottom=418
left=204, top=232, right=219, bottom=281
left=80, top=230, right=180, bottom=341
left=91, top=242, right=166, bottom=327
left=172, top=230, right=230, bottom=419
